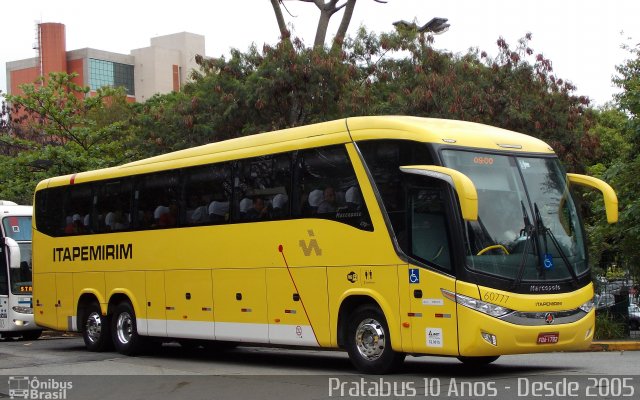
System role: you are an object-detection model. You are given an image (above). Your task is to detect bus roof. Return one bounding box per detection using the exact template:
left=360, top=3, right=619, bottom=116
left=36, top=116, right=554, bottom=190
left=0, top=203, right=32, bottom=216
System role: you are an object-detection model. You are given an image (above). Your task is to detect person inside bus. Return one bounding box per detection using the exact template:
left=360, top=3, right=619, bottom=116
left=238, top=197, right=253, bottom=220
left=105, top=209, right=128, bottom=231
left=158, top=201, right=179, bottom=227
left=64, top=213, right=85, bottom=235
left=345, top=186, right=363, bottom=211
left=208, top=200, right=229, bottom=223
left=306, top=189, right=323, bottom=215
left=188, top=194, right=212, bottom=224
left=317, top=186, right=337, bottom=214
left=271, top=193, right=289, bottom=219
left=245, top=197, right=269, bottom=220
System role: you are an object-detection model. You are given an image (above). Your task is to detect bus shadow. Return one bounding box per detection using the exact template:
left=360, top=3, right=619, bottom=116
left=44, top=339, right=572, bottom=377
left=143, top=343, right=569, bottom=377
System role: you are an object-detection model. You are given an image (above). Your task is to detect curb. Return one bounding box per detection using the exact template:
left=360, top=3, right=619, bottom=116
left=589, top=341, right=640, bottom=351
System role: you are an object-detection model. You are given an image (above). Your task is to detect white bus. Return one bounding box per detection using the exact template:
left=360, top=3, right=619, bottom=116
left=1, top=200, right=42, bottom=340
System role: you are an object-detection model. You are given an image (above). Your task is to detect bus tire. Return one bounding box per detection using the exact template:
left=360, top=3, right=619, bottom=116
left=111, top=301, right=143, bottom=356
left=20, top=330, right=42, bottom=341
left=82, top=302, right=112, bottom=352
left=345, top=304, right=405, bottom=374
left=457, top=355, right=500, bottom=365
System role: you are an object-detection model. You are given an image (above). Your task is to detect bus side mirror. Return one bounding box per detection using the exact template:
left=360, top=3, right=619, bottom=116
left=567, top=173, right=618, bottom=224
left=4, top=237, right=22, bottom=269
left=400, top=165, right=478, bottom=221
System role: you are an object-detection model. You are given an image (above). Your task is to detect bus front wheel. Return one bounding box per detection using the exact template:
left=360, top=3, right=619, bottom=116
left=111, top=301, right=143, bottom=356
left=345, top=304, right=405, bottom=374
left=82, top=302, right=112, bottom=352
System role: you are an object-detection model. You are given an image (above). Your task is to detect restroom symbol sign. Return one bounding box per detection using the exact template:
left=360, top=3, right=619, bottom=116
left=409, top=269, right=420, bottom=284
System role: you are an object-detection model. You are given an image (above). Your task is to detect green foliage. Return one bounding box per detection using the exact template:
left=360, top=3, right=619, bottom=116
left=584, top=44, right=640, bottom=282
left=132, top=28, right=598, bottom=173
left=132, top=39, right=360, bottom=158
left=0, top=73, right=138, bottom=203
left=594, top=312, right=627, bottom=340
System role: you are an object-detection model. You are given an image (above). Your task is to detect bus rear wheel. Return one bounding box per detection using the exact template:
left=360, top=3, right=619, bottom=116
left=82, top=302, right=112, bottom=352
left=111, top=301, right=144, bottom=356
left=345, top=304, right=405, bottom=374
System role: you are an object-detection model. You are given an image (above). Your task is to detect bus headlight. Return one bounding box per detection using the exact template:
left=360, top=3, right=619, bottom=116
left=12, top=306, right=34, bottom=314
left=441, top=289, right=513, bottom=318
left=579, top=299, right=594, bottom=313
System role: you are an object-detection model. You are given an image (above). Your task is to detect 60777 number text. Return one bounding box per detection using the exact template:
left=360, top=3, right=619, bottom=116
left=483, top=291, right=509, bottom=304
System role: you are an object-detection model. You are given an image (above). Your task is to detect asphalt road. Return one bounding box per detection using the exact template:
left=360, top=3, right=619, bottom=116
left=1, top=333, right=639, bottom=400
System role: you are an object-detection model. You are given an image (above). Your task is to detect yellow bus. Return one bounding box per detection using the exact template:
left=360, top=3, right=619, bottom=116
left=32, top=116, right=617, bottom=374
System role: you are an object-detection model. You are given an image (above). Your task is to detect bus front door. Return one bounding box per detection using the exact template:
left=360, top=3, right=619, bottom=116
left=402, top=187, right=459, bottom=355
left=403, top=266, right=459, bottom=355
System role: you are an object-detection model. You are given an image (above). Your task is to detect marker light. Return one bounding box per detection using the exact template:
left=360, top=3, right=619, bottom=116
left=481, top=331, right=498, bottom=346
left=579, top=299, right=594, bottom=314
left=441, top=289, right=513, bottom=318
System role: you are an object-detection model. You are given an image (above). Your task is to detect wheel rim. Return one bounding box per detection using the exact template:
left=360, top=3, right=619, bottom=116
left=116, top=311, right=133, bottom=344
left=85, top=312, right=103, bottom=344
left=355, top=318, right=386, bottom=361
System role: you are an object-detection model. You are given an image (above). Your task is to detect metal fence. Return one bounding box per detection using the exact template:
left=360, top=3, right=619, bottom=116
left=594, top=279, right=639, bottom=339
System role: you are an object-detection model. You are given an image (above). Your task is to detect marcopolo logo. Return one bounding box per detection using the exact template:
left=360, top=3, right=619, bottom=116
left=8, top=376, right=73, bottom=399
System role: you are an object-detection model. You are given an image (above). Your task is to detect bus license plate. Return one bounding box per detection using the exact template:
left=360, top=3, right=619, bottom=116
left=537, top=332, right=559, bottom=344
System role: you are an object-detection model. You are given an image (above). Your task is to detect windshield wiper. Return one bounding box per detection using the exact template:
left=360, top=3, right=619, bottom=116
left=534, top=203, right=579, bottom=285
left=513, top=201, right=536, bottom=288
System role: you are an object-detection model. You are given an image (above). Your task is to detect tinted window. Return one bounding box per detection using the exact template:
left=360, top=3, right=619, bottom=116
left=235, top=153, right=291, bottom=222
left=64, top=184, right=93, bottom=235
left=35, top=187, right=66, bottom=236
left=358, top=140, right=435, bottom=248
left=296, top=145, right=372, bottom=230
left=134, top=172, right=180, bottom=229
left=95, top=179, right=133, bottom=233
left=183, top=163, right=232, bottom=225
left=409, top=188, right=453, bottom=271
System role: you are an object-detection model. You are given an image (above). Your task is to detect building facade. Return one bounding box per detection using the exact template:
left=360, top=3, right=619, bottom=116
left=5, top=23, right=205, bottom=102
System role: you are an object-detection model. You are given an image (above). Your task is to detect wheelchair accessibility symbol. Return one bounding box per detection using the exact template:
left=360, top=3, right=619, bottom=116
left=543, top=253, right=554, bottom=270
left=409, top=269, right=420, bottom=284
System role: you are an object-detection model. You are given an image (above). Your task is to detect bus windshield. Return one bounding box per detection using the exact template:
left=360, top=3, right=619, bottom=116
left=2, top=216, right=34, bottom=294
left=441, top=150, right=586, bottom=283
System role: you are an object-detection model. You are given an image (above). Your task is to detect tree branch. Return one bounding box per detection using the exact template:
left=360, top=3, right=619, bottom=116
left=270, top=0, right=291, bottom=40
left=332, top=0, right=356, bottom=50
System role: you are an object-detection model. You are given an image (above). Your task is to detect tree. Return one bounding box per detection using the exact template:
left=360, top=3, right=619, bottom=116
left=132, top=39, right=359, bottom=158
left=587, top=43, right=640, bottom=281
left=270, top=0, right=387, bottom=49
left=342, top=28, right=598, bottom=170
left=132, top=27, right=597, bottom=176
left=0, top=72, right=137, bottom=203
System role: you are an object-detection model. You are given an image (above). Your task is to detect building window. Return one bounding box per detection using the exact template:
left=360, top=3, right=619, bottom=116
left=89, top=58, right=135, bottom=95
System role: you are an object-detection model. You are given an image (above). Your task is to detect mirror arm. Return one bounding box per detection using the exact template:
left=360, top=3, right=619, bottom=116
left=567, top=173, right=618, bottom=224
left=400, top=165, right=478, bottom=221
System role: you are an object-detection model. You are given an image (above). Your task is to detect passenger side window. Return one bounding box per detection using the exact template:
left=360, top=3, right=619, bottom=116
left=134, top=172, right=180, bottom=229
left=35, top=187, right=66, bottom=237
left=183, top=163, right=232, bottom=225
left=296, top=145, right=372, bottom=230
left=64, top=184, right=93, bottom=235
left=234, top=153, right=291, bottom=222
left=95, top=179, right=133, bottom=233
left=409, top=188, right=452, bottom=271
left=358, top=140, right=435, bottom=248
